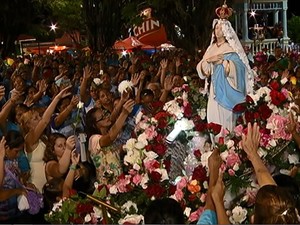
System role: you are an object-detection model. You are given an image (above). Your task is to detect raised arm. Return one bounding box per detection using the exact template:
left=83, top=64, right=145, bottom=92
left=241, top=122, right=276, bottom=187
left=0, top=137, right=5, bottom=186
left=99, top=99, right=134, bottom=147
left=80, top=65, right=92, bottom=105
left=62, top=150, right=80, bottom=198
left=287, top=112, right=300, bottom=149
left=54, top=95, right=79, bottom=127
left=25, top=86, right=71, bottom=152
left=46, top=136, right=75, bottom=178
left=211, top=171, right=230, bottom=225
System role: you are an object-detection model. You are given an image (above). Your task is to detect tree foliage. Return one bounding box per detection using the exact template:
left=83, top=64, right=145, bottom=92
left=288, top=15, right=300, bottom=44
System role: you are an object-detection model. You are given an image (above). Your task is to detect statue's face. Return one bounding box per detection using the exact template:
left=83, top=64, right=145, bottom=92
left=214, top=23, right=224, bottom=39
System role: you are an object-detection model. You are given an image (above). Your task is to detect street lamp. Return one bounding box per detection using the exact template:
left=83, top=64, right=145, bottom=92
left=50, top=23, right=58, bottom=32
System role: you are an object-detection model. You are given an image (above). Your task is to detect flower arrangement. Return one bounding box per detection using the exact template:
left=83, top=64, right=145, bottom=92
left=45, top=71, right=300, bottom=224
left=44, top=193, right=102, bottom=224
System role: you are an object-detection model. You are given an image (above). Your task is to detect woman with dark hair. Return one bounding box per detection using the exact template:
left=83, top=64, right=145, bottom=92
left=144, top=198, right=185, bottom=224
left=0, top=131, right=32, bottom=223
left=85, top=99, right=134, bottom=185
left=44, top=133, right=75, bottom=182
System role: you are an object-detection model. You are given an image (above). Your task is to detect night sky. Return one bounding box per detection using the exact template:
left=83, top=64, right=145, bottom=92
left=288, top=0, right=300, bottom=17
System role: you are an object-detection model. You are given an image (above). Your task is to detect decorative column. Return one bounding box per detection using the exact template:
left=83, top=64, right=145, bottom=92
left=242, top=1, right=250, bottom=41
left=273, top=10, right=279, bottom=25
left=282, top=0, right=288, bottom=38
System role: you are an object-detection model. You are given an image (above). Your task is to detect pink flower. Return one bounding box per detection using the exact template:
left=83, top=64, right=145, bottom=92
left=144, top=159, right=160, bottom=172
left=234, top=124, right=244, bottom=137
left=144, top=126, right=157, bottom=140
left=226, top=150, right=241, bottom=168
left=174, top=189, right=184, bottom=201
left=132, top=174, right=143, bottom=185
left=188, top=207, right=204, bottom=222
left=228, top=169, right=236, bottom=176
left=266, top=114, right=292, bottom=140
left=177, top=177, right=188, bottom=189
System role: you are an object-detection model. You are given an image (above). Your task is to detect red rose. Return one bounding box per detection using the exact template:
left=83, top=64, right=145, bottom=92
left=188, top=194, right=197, bottom=202
left=153, top=143, right=167, bottom=156
left=269, top=80, right=280, bottom=90
left=245, top=111, right=254, bottom=123
left=150, top=171, right=162, bottom=182
left=192, top=165, right=208, bottom=182
left=270, top=90, right=286, bottom=106
left=145, top=184, right=165, bottom=198
left=193, top=149, right=201, bottom=159
left=169, top=184, right=176, bottom=195
left=258, top=103, right=272, bottom=121
left=246, top=95, right=254, bottom=104
left=233, top=102, right=246, bottom=113
left=145, top=144, right=153, bottom=151
left=183, top=103, right=193, bottom=118
left=206, top=122, right=222, bottom=135
left=155, top=133, right=164, bottom=143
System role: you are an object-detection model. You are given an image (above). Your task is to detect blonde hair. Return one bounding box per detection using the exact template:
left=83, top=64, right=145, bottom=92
left=19, top=109, right=39, bottom=134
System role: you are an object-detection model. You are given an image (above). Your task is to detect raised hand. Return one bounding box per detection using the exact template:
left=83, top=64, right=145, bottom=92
left=56, top=85, right=72, bottom=99
left=0, top=86, right=5, bottom=101
left=131, top=73, right=141, bottom=87
left=71, top=149, right=80, bottom=165
left=122, top=99, right=135, bottom=115
left=83, top=65, right=92, bottom=80
left=66, top=135, right=76, bottom=151
left=160, top=59, right=168, bottom=70
left=0, top=136, right=6, bottom=160
left=287, top=112, right=297, bottom=134
left=241, top=122, right=261, bottom=160
left=70, top=95, right=80, bottom=109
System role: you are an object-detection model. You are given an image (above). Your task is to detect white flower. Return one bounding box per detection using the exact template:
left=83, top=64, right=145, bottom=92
left=200, top=151, right=213, bottom=169
left=184, top=207, right=192, bottom=217
left=92, top=206, right=102, bottom=218
left=288, top=154, right=299, bottom=164
left=84, top=214, right=92, bottom=223
left=143, top=150, right=158, bottom=161
left=140, top=173, right=149, bottom=189
left=93, top=78, right=102, bottom=86
left=135, top=111, right=143, bottom=124
left=52, top=199, right=63, bottom=212
left=137, top=133, right=148, bottom=146
left=109, top=185, right=118, bottom=194
left=124, top=148, right=141, bottom=166
left=135, top=141, right=145, bottom=150
left=229, top=206, right=248, bottom=224
left=118, top=80, right=133, bottom=94
left=123, top=138, right=137, bottom=152
left=133, top=163, right=141, bottom=171
left=118, top=214, right=144, bottom=225
left=77, top=101, right=84, bottom=109
left=226, top=140, right=235, bottom=149
left=121, top=201, right=138, bottom=213
left=220, top=150, right=229, bottom=161
left=198, top=108, right=206, bottom=120
left=233, top=163, right=240, bottom=171
left=176, top=118, right=194, bottom=131
left=281, top=77, right=288, bottom=85
left=203, top=181, right=208, bottom=189
left=155, top=168, right=169, bottom=181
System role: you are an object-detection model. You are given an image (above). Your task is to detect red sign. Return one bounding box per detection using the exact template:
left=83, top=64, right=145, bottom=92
left=133, top=18, right=168, bottom=47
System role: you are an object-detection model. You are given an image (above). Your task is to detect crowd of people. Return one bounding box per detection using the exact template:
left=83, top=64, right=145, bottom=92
left=1, top=5, right=300, bottom=224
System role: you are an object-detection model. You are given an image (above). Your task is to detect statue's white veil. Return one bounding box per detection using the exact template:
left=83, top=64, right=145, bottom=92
left=207, top=19, right=254, bottom=94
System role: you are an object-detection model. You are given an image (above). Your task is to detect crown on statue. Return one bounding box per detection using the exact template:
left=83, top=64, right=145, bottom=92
left=215, top=0, right=233, bottom=19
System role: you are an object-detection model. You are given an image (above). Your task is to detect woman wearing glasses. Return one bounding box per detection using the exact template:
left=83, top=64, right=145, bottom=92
left=85, top=99, right=134, bottom=185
